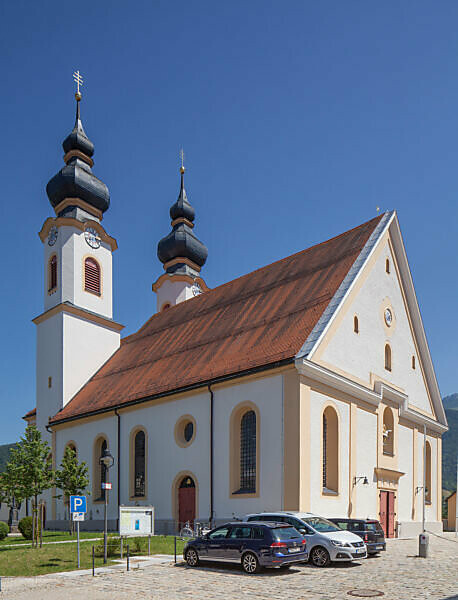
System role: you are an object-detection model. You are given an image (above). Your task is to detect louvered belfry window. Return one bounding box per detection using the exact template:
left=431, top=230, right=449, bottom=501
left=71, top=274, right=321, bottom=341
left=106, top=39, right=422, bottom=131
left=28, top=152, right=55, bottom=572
left=84, top=257, right=101, bottom=296
left=49, top=255, right=57, bottom=291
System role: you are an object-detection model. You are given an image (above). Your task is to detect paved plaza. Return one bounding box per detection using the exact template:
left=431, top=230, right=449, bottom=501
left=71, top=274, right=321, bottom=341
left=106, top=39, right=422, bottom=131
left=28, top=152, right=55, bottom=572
left=1, top=533, right=457, bottom=600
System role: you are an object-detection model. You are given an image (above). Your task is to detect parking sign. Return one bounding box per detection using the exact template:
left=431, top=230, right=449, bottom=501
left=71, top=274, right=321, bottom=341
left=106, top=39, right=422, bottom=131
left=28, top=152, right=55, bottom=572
left=70, top=495, right=87, bottom=514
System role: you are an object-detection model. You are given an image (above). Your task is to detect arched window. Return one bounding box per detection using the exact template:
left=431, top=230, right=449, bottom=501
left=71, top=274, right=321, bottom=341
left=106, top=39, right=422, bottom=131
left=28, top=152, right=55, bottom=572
left=386, top=258, right=390, bottom=274
left=133, top=430, right=146, bottom=497
left=48, top=255, right=57, bottom=292
left=385, top=344, right=392, bottom=371
left=161, top=302, right=171, bottom=311
left=93, top=437, right=108, bottom=501
left=382, top=407, right=394, bottom=456
left=84, top=257, right=101, bottom=296
left=354, top=315, right=359, bottom=334
left=239, top=411, right=256, bottom=493
left=425, top=441, right=431, bottom=504
left=322, top=406, right=338, bottom=494
left=412, top=355, right=416, bottom=370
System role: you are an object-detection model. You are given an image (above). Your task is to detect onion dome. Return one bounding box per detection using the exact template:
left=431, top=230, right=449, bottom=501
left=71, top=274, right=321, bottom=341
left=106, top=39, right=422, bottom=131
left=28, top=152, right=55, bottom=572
left=157, top=167, right=208, bottom=273
left=46, top=97, right=110, bottom=216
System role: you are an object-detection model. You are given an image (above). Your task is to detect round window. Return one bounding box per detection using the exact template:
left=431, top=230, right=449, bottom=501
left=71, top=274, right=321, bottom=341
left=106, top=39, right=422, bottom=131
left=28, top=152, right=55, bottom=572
left=174, top=415, right=196, bottom=447
left=184, top=421, right=194, bottom=443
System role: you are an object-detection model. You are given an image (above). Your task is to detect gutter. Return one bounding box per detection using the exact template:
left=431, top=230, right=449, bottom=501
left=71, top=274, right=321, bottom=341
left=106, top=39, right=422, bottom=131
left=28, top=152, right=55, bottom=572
left=208, top=384, right=214, bottom=528
left=49, top=357, right=294, bottom=427
left=114, top=408, right=121, bottom=524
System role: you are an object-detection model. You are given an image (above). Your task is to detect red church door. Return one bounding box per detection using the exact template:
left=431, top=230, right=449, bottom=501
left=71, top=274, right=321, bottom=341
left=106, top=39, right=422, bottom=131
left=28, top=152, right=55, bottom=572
left=178, top=476, right=196, bottom=530
left=379, top=491, right=395, bottom=538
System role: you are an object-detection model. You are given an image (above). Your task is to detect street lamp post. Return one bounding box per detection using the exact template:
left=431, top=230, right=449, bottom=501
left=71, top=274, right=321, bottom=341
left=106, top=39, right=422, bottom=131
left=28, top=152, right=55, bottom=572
left=99, top=448, right=114, bottom=564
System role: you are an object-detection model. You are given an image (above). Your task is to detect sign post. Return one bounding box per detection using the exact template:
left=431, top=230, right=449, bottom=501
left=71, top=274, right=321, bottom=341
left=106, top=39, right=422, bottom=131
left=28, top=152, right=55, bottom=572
left=70, top=496, right=87, bottom=568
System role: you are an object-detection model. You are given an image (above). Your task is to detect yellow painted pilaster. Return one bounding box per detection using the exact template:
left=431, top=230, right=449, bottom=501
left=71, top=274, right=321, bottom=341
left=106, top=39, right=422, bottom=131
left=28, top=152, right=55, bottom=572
left=348, top=403, right=357, bottom=517
left=299, top=378, right=311, bottom=512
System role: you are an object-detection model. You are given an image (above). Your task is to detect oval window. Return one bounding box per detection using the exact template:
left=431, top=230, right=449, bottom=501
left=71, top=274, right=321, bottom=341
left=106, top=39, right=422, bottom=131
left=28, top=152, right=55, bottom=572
left=184, top=421, right=194, bottom=443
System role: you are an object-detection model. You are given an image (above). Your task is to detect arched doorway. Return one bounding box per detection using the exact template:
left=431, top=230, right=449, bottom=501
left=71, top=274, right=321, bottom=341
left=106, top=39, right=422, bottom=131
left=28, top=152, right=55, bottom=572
left=178, top=476, right=196, bottom=529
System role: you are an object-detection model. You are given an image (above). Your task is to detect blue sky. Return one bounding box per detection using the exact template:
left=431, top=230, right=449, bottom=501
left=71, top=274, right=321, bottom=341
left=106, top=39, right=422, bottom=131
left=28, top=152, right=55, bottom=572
left=0, top=1, right=457, bottom=443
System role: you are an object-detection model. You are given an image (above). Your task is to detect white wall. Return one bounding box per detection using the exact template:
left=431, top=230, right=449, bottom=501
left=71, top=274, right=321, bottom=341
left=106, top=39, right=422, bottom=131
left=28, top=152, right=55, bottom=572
left=155, top=278, right=194, bottom=312
left=354, top=407, right=378, bottom=519
left=320, top=239, right=432, bottom=415
left=397, top=424, right=413, bottom=523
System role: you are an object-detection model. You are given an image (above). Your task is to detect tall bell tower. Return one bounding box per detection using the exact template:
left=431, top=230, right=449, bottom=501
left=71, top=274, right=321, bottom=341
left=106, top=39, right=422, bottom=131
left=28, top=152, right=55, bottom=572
left=35, top=77, right=123, bottom=439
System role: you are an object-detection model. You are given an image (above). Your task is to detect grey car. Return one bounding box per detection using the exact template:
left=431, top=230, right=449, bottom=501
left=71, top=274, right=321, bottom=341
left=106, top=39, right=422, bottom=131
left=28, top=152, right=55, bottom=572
left=246, top=511, right=367, bottom=567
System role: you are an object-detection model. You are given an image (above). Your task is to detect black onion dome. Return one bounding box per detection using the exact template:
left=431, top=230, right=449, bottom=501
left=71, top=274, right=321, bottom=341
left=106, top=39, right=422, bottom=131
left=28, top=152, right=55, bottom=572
left=157, top=168, right=207, bottom=269
left=46, top=100, right=110, bottom=214
left=169, top=171, right=195, bottom=222
left=62, top=102, right=94, bottom=157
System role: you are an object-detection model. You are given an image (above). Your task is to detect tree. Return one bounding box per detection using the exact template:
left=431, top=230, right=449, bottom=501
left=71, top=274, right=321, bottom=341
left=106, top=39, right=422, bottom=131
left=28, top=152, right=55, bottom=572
left=13, top=426, right=53, bottom=548
left=0, top=453, right=24, bottom=526
left=54, top=446, right=89, bottom=534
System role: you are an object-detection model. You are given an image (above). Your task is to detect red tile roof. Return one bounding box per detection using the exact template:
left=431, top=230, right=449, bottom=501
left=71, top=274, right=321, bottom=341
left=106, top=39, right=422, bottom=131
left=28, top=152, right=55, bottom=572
left=23, top=407, right=36, bottom=420
left=50, top=215, right=383, bottom=424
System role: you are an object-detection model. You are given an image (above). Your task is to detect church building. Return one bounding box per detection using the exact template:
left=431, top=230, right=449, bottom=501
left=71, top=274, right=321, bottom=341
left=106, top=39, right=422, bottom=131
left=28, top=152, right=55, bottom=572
left=25, top=91, right=447, bottom=538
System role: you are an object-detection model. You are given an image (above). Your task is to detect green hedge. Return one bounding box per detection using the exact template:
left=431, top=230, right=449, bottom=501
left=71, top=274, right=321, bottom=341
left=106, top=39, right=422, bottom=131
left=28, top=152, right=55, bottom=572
left=0, top=521, right=9, bottom=540
left=18, top=516, right=41, bottom=540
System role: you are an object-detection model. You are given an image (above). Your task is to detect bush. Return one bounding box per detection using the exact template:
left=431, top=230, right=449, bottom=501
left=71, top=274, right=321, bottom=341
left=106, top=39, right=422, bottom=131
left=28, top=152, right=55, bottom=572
left=18, top=516, right=41, bottom=540
left=94, top=534, right=121, bottom=558
left=0, top=521, right=9, bottom=540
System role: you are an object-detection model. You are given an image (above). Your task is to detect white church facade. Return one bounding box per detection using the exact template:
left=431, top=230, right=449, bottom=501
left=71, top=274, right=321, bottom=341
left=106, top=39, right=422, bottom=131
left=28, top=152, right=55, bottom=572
left=24, top=93, right=447, bottom=538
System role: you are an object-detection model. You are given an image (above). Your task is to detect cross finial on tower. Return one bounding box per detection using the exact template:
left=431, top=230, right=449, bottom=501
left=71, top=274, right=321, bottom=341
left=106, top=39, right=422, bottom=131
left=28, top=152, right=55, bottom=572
left=376, top=206, right=380, bottom=215
left=73, top=70, right=83, bottom=101
left=180, top=148, right=185, bottom=174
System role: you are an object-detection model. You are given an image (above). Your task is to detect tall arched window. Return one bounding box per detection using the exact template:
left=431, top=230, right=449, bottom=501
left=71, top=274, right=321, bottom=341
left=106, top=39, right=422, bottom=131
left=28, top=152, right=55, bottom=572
left=382, top=407, right=394, bottom=456
left=93, top=437, right=108, bottom=501
left=48, top=255, right=57, bottom=292
left=354, top=315, right=359, bottom=334
left=425, top=441, right=431, bottom=504
left=385, top=344, right=392, bottom=371
left=84, top=257, right=101, bottom=296
left=386, top=258, right=390, bottom=274
left=239, top=411, right=256, bottom=493
left=133, top=430, right=146, bottom=497
left=322, top=406, right=338, bottom=494
left=412, top=355, right=416, bottom=370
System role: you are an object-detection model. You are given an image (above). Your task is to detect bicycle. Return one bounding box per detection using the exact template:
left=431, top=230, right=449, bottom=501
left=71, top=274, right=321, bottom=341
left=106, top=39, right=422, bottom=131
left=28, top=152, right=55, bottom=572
left=179, top=521, right=211, bottom=537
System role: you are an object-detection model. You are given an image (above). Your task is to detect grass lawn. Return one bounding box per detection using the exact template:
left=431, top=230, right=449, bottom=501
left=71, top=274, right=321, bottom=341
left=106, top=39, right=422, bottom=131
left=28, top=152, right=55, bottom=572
left=0, top=531, right=103, bottom=546
left=0, top=535, right=186, bottom=576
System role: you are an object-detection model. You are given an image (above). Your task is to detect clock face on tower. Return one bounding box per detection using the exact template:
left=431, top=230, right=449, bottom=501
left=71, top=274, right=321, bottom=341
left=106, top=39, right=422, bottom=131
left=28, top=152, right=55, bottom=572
left=191, top=283, right=202, bottom=297
left=84, top=227, right=101, bottom=249
left=48, top=226, right=58, bottom=246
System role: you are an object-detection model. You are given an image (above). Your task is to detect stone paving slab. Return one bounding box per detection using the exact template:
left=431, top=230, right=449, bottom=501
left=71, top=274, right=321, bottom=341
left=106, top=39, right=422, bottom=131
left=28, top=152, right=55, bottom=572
left=0, top=534, right=457, bottom=599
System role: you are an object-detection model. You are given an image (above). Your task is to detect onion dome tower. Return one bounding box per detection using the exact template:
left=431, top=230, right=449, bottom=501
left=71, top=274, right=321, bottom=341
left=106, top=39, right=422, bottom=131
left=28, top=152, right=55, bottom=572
left=46, top=87, right=110, bottom=222
left=153, top=161, right=209, bottom=312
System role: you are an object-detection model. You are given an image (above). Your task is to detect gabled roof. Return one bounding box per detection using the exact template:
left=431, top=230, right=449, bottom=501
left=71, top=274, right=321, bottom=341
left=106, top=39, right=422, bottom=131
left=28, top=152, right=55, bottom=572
left=49, top=214, right=384, bottom=424
left=23, top=407, right=36, bottom=420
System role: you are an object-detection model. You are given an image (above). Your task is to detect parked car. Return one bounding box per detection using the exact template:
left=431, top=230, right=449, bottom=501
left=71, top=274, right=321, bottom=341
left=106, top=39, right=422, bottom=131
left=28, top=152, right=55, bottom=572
left=246, top=512, right=367, bottom=567
left=328, top=518, right=386, bottom=555
left=183, top=521, right=308, bottom=574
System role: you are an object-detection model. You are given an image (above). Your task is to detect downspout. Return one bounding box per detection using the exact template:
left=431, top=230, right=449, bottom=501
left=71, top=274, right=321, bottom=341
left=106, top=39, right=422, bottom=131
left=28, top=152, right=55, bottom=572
left=114, top=409, right=121, bottom=529
left=208, top=384, right=214, bottom=528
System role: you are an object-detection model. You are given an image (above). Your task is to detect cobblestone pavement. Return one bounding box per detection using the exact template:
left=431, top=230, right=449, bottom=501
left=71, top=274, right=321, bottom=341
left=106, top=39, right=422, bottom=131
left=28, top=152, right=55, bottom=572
left=1, top=534, right=457, bottom=600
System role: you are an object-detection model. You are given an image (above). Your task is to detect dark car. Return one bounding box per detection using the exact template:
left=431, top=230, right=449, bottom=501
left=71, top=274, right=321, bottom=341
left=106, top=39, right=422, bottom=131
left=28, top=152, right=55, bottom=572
left=183, top=521, right=308, bottom=574
left=328, top=519, right=386, bottom=555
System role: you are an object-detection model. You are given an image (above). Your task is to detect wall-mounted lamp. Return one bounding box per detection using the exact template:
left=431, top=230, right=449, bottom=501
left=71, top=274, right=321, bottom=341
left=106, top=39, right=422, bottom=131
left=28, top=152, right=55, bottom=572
left=353, top=476, right=369, bottom=486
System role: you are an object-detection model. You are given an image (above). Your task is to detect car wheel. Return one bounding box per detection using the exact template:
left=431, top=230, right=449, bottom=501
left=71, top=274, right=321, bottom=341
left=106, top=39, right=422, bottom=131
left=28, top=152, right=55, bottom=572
left=242, top=552, right=261, bottom=574
left=310, top=546, right=331, bottom=568
left=185, top=548, right=199, bottom=567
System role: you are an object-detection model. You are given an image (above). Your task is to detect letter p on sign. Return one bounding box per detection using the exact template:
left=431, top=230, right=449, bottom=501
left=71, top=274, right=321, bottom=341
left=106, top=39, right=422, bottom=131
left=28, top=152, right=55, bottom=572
left=70, top=495, right=87, bottom=514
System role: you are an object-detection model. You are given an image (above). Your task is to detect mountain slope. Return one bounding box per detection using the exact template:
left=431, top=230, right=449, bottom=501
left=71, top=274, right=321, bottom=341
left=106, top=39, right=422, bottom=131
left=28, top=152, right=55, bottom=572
left=443, top=407, right=458, bottom=492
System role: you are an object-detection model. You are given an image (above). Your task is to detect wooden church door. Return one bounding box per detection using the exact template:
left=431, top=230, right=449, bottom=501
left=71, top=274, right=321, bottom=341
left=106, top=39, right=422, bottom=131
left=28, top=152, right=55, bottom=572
left=178, top=476, right=196, bottom=529
left=379, top=491, right=395, bottom=538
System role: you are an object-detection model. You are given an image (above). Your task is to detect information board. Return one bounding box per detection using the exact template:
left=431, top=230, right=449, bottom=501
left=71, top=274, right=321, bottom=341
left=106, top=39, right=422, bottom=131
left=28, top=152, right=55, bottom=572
left=119, top=506, right=154, bottom=536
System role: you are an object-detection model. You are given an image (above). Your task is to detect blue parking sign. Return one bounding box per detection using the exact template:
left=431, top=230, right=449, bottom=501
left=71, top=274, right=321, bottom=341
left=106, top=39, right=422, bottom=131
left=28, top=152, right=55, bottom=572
left=70, top=495, right=87, bottom=514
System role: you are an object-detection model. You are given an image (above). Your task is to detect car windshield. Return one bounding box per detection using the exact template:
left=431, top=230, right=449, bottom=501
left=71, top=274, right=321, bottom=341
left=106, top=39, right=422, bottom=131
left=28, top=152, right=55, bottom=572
left=272, top=527, right=301, bottom=540
left=304, top=517, right=340, bottom=533
left=366, top=522, right=383, bottom=532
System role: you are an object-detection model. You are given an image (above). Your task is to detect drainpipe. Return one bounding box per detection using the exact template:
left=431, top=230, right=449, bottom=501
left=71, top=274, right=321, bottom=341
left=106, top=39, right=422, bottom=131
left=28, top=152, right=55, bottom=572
left=114, top=409, right=121, bottom=529
left=208, top=384, right=214, bottom=528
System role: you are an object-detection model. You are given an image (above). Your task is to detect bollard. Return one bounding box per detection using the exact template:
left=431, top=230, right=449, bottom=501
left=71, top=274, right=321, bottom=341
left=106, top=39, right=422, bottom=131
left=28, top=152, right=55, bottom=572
left=120, top=536, right=123, bottom=559
left=127, top=544, right=130, bottom=571
left=92, top=545, right=95, bottom=576
left=0, top=575, right=2, bottom=592
left=419, top=532, right=429, bottom=558
left=148, top=535, right=151, bottom=556
left=174, top=536, right=177, bottom=564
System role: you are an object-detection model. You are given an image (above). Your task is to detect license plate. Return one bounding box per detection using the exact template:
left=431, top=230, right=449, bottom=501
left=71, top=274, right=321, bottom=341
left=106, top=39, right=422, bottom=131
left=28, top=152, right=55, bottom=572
left=289, top=547, right=301, bottom=553
left=355, top=548, right=364, bottom=554
left=375, top=545, right=383, bottom=549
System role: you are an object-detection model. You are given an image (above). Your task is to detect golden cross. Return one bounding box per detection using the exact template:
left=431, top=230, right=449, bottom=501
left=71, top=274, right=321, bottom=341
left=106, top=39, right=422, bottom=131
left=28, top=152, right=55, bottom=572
left=73, top=70, right=83, bottom=95
left=376, top=206, right=380, bottom=214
